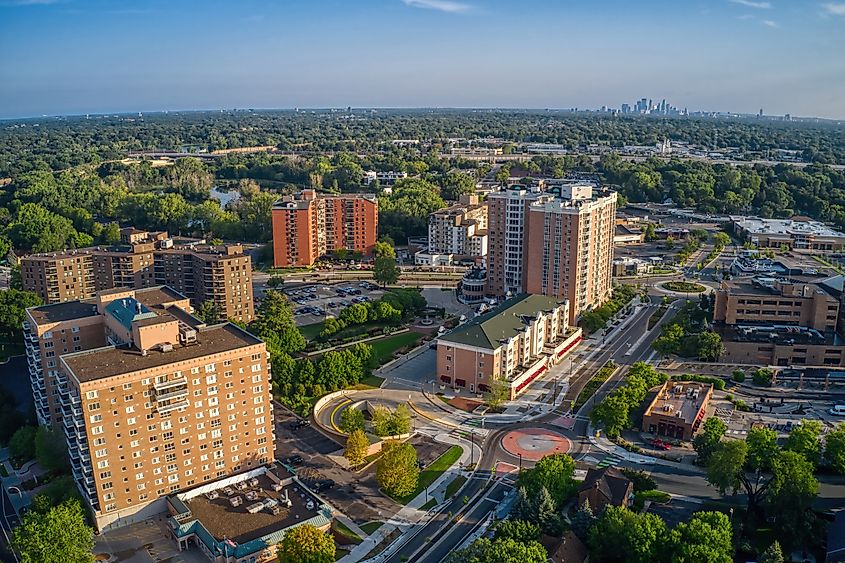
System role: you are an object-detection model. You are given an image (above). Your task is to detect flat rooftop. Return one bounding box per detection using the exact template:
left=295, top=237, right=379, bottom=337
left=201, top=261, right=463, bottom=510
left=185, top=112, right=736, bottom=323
left=26, top=286, right=187, bottom=326
left=62, top=323, right=262, bottom=382
left=733, top=216, right=845, bottom=239
left=719, top=324, right=839, bottom=346
left=184, top=470, right=317, bottom=545
left=645, top=381, right=712, bottom=425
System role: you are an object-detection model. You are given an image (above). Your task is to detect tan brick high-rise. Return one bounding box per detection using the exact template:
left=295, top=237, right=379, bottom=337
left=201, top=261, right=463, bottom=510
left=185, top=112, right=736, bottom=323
left=20, top=228, right=254, bottom=323
left=485, top=184, right=617, bottom=323
left=24, top=287, right=273, bottom=531
left=271, top=190, right=378, bottom=267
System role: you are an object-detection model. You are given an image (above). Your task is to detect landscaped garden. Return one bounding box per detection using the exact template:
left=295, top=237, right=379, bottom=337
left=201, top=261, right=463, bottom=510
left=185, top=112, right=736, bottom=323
left=664, top=281, right=707, bottom=293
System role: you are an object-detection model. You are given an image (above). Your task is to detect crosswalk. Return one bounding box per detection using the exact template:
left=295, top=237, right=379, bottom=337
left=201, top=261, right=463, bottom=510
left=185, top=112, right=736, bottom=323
left=595, top=453, right=624, bottom=469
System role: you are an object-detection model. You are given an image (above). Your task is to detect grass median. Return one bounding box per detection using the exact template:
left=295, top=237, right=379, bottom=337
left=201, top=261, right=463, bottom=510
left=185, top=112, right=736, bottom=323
left=572, top=362, right=616, bottom=412
left=391, top=445, right=463, bottom=505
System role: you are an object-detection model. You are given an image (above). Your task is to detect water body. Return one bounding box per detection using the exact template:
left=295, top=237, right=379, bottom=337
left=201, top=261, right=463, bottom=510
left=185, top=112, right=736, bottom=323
left=210, top=186, right=241, bottom=208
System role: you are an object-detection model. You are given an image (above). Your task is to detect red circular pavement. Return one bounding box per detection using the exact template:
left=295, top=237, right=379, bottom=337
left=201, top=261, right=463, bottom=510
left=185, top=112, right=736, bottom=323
left=501, top=428, right=571, bottom=462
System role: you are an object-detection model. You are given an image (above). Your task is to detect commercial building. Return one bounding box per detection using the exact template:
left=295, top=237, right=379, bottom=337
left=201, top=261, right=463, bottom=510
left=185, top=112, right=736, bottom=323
left=485, top=184, right=616, bottom=323
left=271, top=190, right=378, bottom=267
left=713, top=277, right=845, bottom=366
left=642, top=381, right=713, bottom=441
left=24, top=287, right=273, bottom=530
left=21, top=228, right=254, bottom=323
left=732, top=216, right=845, bottom=252
left=436, top=294, right=582, bottom=399
left=415, top=195, right=488, bottom=266
left=362, top=170, right=408, bottom=186
left=168, top=464, right=332, bottom=562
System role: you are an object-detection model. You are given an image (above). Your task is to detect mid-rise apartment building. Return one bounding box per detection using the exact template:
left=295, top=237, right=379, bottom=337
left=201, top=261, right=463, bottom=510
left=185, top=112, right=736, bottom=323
left=436, top=294, right=582, bottom=399
left=415, top=195, right=488, bottom=266
left=24, top=287, right=273, bottom=531
left=485, top=184, right=617, bottom=323
left=21, top=228, right=254, bottom=323
left=271, top=190, right=378, bottom=267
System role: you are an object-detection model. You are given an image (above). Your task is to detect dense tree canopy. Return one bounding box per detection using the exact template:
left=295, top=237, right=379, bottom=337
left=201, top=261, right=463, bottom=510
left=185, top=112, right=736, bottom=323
left=12, top=499, right=94, bottom=563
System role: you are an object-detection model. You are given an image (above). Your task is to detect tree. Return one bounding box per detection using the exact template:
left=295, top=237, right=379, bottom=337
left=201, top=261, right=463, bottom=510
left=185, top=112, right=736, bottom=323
left=696, top=331, right=724, bottom=361
left=484, top=377, right=510, bottom=410
left=587, top=506, right=669, bottom=563
left=766, top=450, right=819, bottom=547
left=449, top=537, right=547, bottom=563
left=196, top=300, right=223, bottom=324
left=35, top=426, right=68, bottom=473
left=752, top=368, right=773, bottom=386
left=516, top=453, right=576, bottom=509
left=8, top=425, right=37, bottom=461
left=784, top=419, right=823, bottom=466
left=276, top=523, right=335, bottom=563
left=252, top=291, right=306, bottom=354
left=705, top=439, right=769, bottom=514
left=653, top=323, right=685, bottom=356
left=441, top=171, right=476, bottom=201
left=511, top=486, right=534, bottom=521
left=759, top=541, right=784, bottom=563
left=590, top=393, right=631, bottom=438
left=535, top=486, right=560, bottom=535
left=745, top=427, right=779, bottom=471
left=693, top=417, right=727, bottom=464
left=670, top=511, right=733, bottom=563
left=493, top=519, right=540, bottom=543
left=7, top=203, right=88, bottom=252
left=371, top=406, right=393, bottom=437
left=373, top=256, right=400, bottom=287
left=372, top=240, right=396, bottom=260
left=339, top=303, right=369, bottom=326
left=571, top=499, right=596, bottom=539
left=391, top=404, right=412, bottom=435
left=344, top=429, right=369, bottom=467
left=0, top=289, right=42, bottom=337
left=376, top=440, right=419, bottom=498
left=339, top=408, right=365, bottom=434
left=12, top=499, right=95, bottom=563
left=825, top=424, right=845, bottom=474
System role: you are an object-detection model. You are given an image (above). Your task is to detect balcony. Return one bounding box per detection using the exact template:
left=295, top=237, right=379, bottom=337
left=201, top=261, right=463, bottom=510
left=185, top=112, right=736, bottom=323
left=154, top=377, right=188, bottom=392
left=155, top=387, right=189, bottom=403
left=157, top=399, right=190, bottom=414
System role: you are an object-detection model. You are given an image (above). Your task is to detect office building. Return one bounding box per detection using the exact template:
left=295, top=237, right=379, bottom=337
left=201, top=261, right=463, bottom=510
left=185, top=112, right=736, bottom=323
left=24, top=287, right=273, bottom=530
left=436, top=294, right=582, bottom=399
left=271, top=190, right=378, bottom=267
left=21, top=228, right=254, bottom=323
left=732, top=216, right=845, bottom=253
left=415, top=194, right=488, bottom=266
left=485, top=185, right=617, bottom=323
left=642, top=381, right=713, bottom=441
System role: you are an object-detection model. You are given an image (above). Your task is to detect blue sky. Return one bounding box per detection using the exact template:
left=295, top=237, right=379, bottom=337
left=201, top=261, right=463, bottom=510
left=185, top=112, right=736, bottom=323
left=1, top=0, right=844, bottom=119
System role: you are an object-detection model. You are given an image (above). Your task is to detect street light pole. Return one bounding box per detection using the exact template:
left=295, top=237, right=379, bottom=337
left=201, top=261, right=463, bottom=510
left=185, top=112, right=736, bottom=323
left=469, top=431, right=475, bottom=467
left=518, top=453, right=522, bottom=472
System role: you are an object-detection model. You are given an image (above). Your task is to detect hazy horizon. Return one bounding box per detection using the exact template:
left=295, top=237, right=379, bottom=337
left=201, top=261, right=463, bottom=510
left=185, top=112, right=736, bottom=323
left=2, top=0, right=845, bottom=120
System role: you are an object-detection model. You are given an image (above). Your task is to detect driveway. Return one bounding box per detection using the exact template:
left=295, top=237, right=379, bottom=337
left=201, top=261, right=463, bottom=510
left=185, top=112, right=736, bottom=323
left=379, top=348, right=436, bottom=390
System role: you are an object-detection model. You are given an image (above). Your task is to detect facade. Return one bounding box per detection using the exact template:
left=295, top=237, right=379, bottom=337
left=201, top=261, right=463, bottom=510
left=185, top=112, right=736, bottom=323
left=713, top=277, right=845, bottom=366
left=21, top=228, right=254, bottom=323
left=732, top=216, right=845, bottom=252
left=24, top=287, right=273, bottom=531
left=436, top=294, right=582, bottom=399
left=362, top=170, right=408, bottom=186
left=418, top=195, right=488, bottom=266
left=457, top=267, right=487, bottom=304
left=485, top=185, right=616, bottom=323
left=642, top=381, right=713, bottom=441
left=168, top=464, right=332, bottom=563
left=271, top=190, right=378, bottom=267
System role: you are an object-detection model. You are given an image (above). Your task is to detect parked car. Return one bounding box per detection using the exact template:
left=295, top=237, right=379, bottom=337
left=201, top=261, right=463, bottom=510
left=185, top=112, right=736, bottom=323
left=282, top=454, right=304, bottom=466
left=313, top=479, right=336, bottom=492
left=291, top=418, right=311, bottom=430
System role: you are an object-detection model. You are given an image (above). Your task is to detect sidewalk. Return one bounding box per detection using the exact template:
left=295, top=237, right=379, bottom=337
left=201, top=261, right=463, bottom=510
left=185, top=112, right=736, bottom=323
left=338, top=432, right=476, bottom=563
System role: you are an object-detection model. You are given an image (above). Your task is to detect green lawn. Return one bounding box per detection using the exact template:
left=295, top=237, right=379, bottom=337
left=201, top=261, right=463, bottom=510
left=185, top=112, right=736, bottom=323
left=359, top=374, right=385, bottom=388
left=420, top=498, right=437, bottom=510
left=299, top=321, right=326, bottom=341
left=572, top=363, right=616, bottom=411
left=444, top=475, right=467, bottom=499
left=392, top=445, right=463, bottom=504
left=370, top=332, right=424, bottom=367
left=360, top=522, right=383, bottom=535
left=332, top=520, right=362, bottom=545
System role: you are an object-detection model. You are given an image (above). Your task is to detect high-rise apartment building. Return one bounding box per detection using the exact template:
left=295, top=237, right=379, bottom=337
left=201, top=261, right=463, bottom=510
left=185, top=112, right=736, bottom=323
left=485, top=184, right=617, bottom=323
left=271, top=190, right=378, bottom=267
left=415, top=194, right=488, bottom=266
left=24, top=286, right=273, bottom=530
left=20, top=228, right=254, bottom=323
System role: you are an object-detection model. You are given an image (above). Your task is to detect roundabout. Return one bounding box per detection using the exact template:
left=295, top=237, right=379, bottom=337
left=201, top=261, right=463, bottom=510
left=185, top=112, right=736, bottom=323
left=500, top=428, right=571, bottom=462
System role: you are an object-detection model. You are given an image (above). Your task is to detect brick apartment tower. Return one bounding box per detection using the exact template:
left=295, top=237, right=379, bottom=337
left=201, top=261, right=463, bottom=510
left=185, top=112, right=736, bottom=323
left=23, top=287, right=273, bottom=531
left=485, top=185, right=617, bottom=323
left=20, top=228, right=255, bottom=323
left=271, top=190, right=378, bottom=267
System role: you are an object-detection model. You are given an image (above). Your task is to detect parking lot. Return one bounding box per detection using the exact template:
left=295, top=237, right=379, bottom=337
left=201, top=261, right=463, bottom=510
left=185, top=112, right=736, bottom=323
left=282, top=281, right=385, bottom=326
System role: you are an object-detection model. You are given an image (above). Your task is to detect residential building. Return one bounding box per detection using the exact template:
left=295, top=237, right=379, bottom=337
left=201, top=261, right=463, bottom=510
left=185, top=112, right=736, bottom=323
left=415, top=195, right=488, bottom=266
left=168, top=463, right=332, bottom=562
left=24, top=287, right=273, bottom=530
left=20, top=228, right=254, bottom=323
left=577, top=467, right=634, bottom=512
left=732, top=216, right=845, bottom=252
left=485, top=184, right=616, bottom=323
left=435, top=294, right=582, bottom=399
left=713, top=277, right=845, bottom=366
left=457, top=267, right=487, bottom=304
left=641, top=381, right=713, bottom=441
left=271, top=190, right=378, bottom=267
left=362, top=170, right=408, bottom=186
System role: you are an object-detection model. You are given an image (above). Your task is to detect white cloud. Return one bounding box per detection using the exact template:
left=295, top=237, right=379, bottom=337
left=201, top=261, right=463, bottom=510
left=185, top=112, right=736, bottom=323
left=821, top=2, right=845, bottom=16
left=402, top=0, right=471, bottom=14
left=762, top=19, right=779, bottom=27
left=730, top=0, right=772, bottom=8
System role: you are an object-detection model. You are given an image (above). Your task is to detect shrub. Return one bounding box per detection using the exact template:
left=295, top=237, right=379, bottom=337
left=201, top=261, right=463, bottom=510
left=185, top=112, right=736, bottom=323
left=731, top=370, right=746, bottom=383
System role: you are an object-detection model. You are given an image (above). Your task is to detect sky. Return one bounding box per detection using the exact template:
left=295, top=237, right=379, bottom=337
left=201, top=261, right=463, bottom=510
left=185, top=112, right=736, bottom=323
left=1, top=0, right=845, bottom=119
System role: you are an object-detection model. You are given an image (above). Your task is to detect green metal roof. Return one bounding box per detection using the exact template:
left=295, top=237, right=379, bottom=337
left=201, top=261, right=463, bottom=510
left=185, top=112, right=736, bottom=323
left=438, top=294, right=566, bottom=350
left=104, top=297, right=157, bottom=330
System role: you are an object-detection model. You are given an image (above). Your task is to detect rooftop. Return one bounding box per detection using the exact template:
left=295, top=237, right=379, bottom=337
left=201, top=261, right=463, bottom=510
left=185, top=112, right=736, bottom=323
left=733, top=216, right=845, bottom=239
left=438, top=293, right=566, bottom=350
left=170, top=465, right=331, bottom=559
left=718, top=324, right=839, bottom=346
left=62, top=323, right=263, bottom=382
left=27, top=286, right=187, bottom=326
left=105, top=298, right=157, bottom=331
left=644, top=381, right=712, bottom=425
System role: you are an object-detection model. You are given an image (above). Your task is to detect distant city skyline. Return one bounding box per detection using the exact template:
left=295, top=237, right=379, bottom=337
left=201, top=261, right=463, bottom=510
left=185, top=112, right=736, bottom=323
left=2, top=0, right=845, bottom=120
